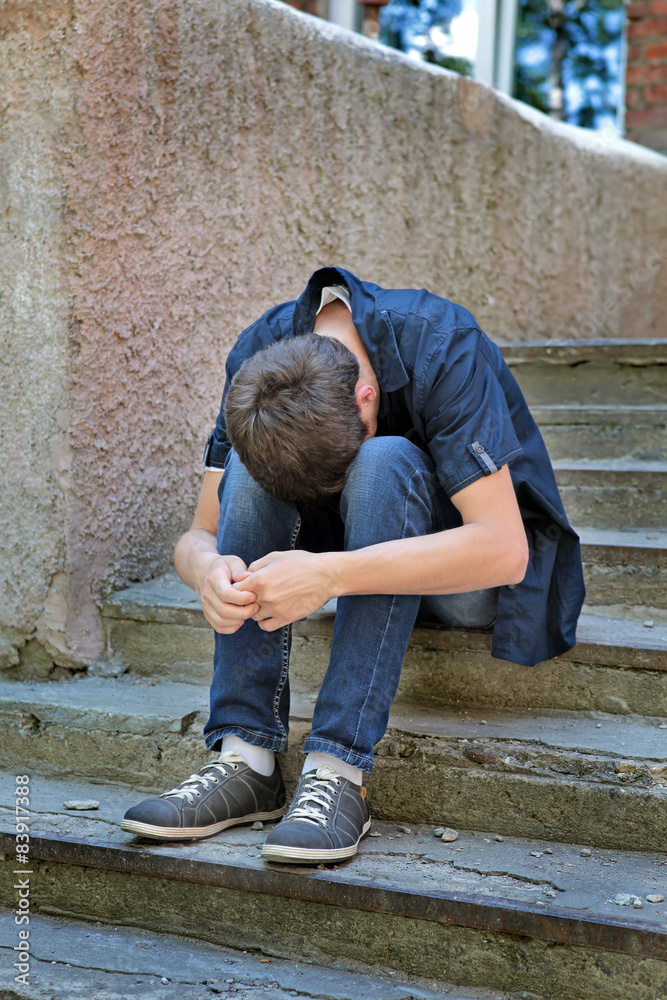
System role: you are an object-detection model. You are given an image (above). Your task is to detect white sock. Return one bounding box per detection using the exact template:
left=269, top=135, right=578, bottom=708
left=303, top=752, right=362, bottom=786
left=220, top=735, right=275, bottom=776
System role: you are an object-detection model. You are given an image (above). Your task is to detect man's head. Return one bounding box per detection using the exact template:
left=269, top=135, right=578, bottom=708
left=225, top=333, right=377, bottom=506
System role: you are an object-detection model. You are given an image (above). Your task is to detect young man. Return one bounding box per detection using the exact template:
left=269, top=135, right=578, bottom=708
left=122, top=266, right=585, bottom=863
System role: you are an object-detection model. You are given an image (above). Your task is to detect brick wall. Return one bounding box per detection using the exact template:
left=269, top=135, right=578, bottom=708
left=626, top=0, right=667, bottom=154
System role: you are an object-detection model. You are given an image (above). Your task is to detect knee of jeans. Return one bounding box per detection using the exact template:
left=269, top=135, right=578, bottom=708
left=221, top=450, right=255, bottom=491
left=421, top=589, right=499, bottom=629
left=218, top=450, right=272, bottom=515
left=219, top=449, right=301, bottom=525
left=343, top=436, right=433, bottom=500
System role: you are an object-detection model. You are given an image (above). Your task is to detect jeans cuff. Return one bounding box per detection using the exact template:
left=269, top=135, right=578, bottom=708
left=204, top=726, right=287, bottom=755
left=302, top=736, right=374, bottom=772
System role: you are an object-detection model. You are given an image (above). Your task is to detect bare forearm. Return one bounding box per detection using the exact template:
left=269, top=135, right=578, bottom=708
left=326, top=523, right=528, bottom=598
left=174, top=528, right=220, bottom=595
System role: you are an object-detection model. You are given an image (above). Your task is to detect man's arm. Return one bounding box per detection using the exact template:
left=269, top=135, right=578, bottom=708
left=174, top=472, right=259, bottom=633
left=331, top=464, right=528, bottom=596
left=240, top=465, right=528, bottom=630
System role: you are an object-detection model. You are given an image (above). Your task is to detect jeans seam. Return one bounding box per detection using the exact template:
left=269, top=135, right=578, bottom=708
left=350, top=466, right=425, bottom=751
left=272, top=514, right=302, bottom=742
left=302, top=736, right=373, bottom=769
left=204, top=725, right=286, bottom=753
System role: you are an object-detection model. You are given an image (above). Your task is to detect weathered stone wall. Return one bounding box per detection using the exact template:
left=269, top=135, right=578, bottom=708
left=2, top=0, right=666, bottom=670
left=0, top=3, right=79, bottom=670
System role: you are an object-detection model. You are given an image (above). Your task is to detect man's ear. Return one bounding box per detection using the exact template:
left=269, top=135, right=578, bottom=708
left=354, top=383, right=377, bottom=409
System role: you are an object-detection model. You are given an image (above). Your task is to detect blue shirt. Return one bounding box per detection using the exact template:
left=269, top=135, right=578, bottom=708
left=205, top=266, right=585, bottom=668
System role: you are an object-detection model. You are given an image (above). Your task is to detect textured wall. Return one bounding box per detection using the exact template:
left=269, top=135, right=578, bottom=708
left=0, top=3, right=78, bottom=668
left=2, top=0, right=667, bottom=669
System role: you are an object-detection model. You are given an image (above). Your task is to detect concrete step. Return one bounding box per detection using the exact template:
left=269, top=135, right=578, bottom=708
left=0, top=773, right=664, bottom=1000
left=0, top=908, right=481, bottom=1000
left=553, top=460, right=666, bottom=529
left=500, top=339, right=666, bottom=366
left=98, top=577, right=667, bottom=717
left=501, top=339, right=667, bottom=408
left=295, top=604, right=667, bottom=719
left=1, top=677, right=666, bottom=852
left=532, top=405, right=666, bottom=462
left=578, top=528, right=666, bottom=607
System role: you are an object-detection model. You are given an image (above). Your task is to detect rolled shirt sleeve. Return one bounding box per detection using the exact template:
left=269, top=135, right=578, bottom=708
left=418, top=328, right=523, bottom=497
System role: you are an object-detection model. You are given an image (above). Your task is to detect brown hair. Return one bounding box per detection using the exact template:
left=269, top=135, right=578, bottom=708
left=224, top=333, right=366, bottom=506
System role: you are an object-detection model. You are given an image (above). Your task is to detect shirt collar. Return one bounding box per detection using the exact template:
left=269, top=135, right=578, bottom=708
left=292, top=266, right=409, bottom=395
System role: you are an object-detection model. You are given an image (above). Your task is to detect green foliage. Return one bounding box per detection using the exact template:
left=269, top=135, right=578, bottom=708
left=379, top=0, right=624, bottom=129
left=514, top=64, right=551, bottom=114
left=423, top=49, right=474, bottom=76
left=514, top=0, right=624, bottom=129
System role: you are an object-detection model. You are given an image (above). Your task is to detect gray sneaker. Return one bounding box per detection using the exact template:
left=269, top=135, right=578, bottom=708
left=261, top=767, right=371, bottom=864
left=121, top=752, right=286, bottom=841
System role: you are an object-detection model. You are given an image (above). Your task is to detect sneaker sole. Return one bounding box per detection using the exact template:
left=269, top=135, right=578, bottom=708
left=261, top=818, right=372, bottom=864
left=121, top=806, right=287, bottom=841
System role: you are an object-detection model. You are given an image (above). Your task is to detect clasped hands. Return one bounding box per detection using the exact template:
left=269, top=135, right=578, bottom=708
left=199, top=550, right=337, bottom=634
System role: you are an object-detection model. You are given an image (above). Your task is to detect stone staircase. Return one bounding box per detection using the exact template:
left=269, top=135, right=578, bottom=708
left=0, top=340, right=665, bottom=1000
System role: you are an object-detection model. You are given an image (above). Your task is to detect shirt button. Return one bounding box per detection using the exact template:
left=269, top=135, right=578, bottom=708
left=507, top=583, right=516, bottom=590
left=474, top=443, right=485, bottom=454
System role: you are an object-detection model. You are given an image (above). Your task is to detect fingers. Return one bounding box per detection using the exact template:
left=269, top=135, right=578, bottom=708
left=256, top=616, right=283, bottom=632
left=225, top=554, right=250, bottom=579
left=200, top=559, right=259, bottom=633
left=205, top=591, right=258, bottom=619
left=206, top=570, right=255, bottom=607
left=204, top=562, right=256, bottom=606
left=205, top=551, right=298, bottom=633
left=246, top=552, right=277, bottom=573
left=202, top=600, right=261, bottom=633
left=234, top=569, right=260, bottom=593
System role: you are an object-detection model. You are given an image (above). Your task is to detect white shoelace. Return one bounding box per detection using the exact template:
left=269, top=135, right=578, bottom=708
left=160, top=752, right=245, bottom=805
left=289, top=768, right=342, bottom=828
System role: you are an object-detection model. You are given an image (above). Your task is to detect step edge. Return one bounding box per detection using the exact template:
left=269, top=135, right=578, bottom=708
left=579, top=527, right=667, bottom=552
left=553, top=459, right=667, bottom=472
left=101, top=553, right=667, bottom=622
left=500, top=339, right=667, bottom=362
left=501, top=339, right=667, bottom=349
left=530, top=404, right=667, bottom=412
left=99, top=601, right=667, bottom=666
left=2, top=829, right=663, bottom=960
left=1, top=681, right=666, bottom=760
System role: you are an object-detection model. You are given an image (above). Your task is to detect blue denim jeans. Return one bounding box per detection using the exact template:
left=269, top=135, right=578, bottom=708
left=204, top=436, right=498, bottom=771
